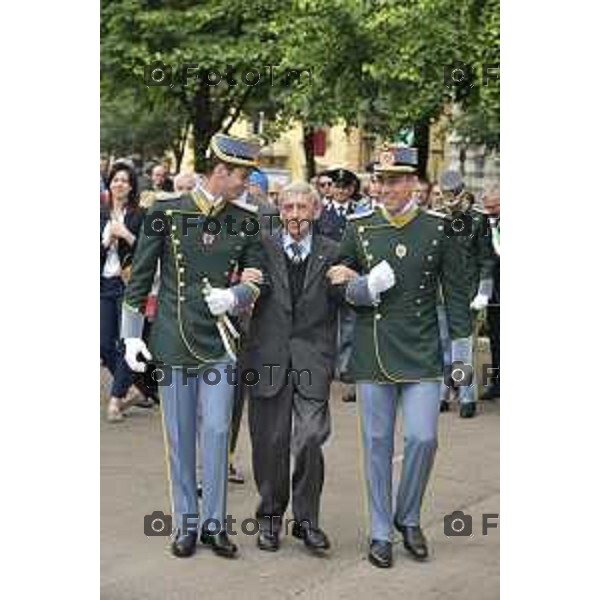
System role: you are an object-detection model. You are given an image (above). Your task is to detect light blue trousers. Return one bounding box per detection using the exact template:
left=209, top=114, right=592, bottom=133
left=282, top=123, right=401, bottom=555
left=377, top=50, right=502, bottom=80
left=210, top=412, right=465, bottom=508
left=357, top=381, right=440, bottom=541
left=437, top=305, right=475, bottom=404
left=159, top=363, right=234, bottom=533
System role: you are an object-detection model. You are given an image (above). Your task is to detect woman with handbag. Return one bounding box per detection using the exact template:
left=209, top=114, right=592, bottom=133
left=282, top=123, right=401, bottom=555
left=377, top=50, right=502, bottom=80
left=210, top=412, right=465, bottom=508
left=100, top=162, right=143, bottom=421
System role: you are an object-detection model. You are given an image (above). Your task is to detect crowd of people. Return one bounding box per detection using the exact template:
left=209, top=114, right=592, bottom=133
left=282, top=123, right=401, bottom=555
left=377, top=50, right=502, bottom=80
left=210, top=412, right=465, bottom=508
left=100, top=133, right=500, bottom=568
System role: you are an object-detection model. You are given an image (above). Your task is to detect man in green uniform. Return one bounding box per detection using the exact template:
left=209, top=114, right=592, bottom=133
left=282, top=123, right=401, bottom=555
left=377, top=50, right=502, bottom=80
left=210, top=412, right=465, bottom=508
left=327, top=145, right=473, bottom=568
left=121, top=133, right=267, bottom=559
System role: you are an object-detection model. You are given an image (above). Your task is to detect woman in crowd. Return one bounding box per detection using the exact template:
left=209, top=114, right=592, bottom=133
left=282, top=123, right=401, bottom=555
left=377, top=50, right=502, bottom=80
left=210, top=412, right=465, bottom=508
left=100, top=162, right=143, bottom=421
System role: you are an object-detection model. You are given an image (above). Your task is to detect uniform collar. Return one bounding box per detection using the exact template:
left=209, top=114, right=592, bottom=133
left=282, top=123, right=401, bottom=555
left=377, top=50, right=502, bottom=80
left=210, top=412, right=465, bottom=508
left=380, top=199, right=420, bottom=228
left=281, top=231, right=312, bottom=258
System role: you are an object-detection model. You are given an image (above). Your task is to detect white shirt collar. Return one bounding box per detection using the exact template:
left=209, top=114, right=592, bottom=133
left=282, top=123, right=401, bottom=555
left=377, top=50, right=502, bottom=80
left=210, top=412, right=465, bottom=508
left=282, top=231, right=312, bottom=259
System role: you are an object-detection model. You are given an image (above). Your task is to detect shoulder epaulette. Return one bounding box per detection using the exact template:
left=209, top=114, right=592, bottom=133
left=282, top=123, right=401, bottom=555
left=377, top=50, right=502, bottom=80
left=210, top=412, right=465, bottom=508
left=230, top=199, right=259, bottom=214
left=425, top=209, right=451, bottom=220
left=347, top=208, right=374, bottom=221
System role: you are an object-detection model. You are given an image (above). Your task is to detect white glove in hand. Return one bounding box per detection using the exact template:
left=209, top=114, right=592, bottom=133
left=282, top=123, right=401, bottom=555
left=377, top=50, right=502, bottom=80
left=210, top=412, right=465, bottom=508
left=470, top=293, right=489, bottom=311
left=205, top=288, right=235, bottom=316
left=124, top=338, right=152, bottom=372
left=367, top=260, right=396, bottom=299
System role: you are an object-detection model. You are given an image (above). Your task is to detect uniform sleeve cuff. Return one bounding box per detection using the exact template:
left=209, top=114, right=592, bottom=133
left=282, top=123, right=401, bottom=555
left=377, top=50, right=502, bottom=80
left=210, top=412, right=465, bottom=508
left=346, top=276, right=377, bottom=306
left=230, top=282, right=260, bottom=314
left=121, top=302, right=145, bottom=339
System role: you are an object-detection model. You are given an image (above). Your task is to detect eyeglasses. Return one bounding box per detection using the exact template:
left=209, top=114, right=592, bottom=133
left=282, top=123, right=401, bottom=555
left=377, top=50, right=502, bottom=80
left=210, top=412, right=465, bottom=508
left=318, top=181, right=332, bottom=188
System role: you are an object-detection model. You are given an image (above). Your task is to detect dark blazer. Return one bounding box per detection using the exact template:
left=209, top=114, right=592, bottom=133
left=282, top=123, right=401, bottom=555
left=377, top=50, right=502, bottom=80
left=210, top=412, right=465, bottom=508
left=315, top=199, right=356, bottom=242
left=247, top=232, right=341, bottom=400
left=100, top=204, right=144, bottom=276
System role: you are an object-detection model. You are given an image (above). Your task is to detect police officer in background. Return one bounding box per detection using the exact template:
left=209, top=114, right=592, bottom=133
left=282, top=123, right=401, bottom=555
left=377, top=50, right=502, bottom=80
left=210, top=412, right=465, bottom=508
left=121, top=133, right=268, bottom=559
left=327, top=145, right=473, bottom=568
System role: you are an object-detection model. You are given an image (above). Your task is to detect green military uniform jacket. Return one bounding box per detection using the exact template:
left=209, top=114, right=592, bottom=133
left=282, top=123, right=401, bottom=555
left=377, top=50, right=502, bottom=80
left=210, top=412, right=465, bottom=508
left=122, top=191, right=267, bottom=367
left=463, top=206, right=496, bottom=298
left=339, top=204, right=472, bottom=383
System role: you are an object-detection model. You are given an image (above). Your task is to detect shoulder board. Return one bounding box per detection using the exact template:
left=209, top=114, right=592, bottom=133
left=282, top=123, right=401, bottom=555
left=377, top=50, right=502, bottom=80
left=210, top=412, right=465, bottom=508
left=425, top=209, right=451, bottom=220
left=347, top=208, right=374, bottom=221
left=229, top=199, right=259, bottom=214
left=154, top=191, right=181, bottom=202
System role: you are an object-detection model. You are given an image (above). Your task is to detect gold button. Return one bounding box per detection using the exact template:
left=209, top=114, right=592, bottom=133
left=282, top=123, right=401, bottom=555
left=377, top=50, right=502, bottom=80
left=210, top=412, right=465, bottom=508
left=375, top=313, right=382, bottom=320
left=172, top=239, right=180, bottom=246
left=416, top=299, right=421, bottom=304
left=179, top=281, right=185, bottom=287
left=427, top=255, right=433, bottom=261
left=224, top=271, right=229, bottom=276
left=359, top=226, right=365, bottom=233
left=177, top=253, right=183, bottom=260
left=179, top=267, right=184, bottom=274
left=416, top=311, right=421, bottom=317
left=363, top=240, right=370, bottom=247
left=437, top=225, right=443, bottom=231
left=419, top=284, right=425, bottom=289
left=165, top=209, right=173, bottom=216
left=432, top=240, right=439, bottom=246
left=367, top=254, right=374, bottom=261
left=180, top=296, right=186, bottom=302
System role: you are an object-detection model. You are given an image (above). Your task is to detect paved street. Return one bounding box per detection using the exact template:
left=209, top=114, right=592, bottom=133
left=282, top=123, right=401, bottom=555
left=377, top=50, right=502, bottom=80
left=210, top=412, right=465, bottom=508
left=101, top=376, right=499, bottom=600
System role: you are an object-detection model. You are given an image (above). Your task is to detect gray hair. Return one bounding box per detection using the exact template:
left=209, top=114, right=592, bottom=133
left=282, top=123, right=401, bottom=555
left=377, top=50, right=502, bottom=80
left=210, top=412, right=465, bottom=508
left=279, top=181, right=320, bottom=205
left=482, top=182, right=500, bottom=200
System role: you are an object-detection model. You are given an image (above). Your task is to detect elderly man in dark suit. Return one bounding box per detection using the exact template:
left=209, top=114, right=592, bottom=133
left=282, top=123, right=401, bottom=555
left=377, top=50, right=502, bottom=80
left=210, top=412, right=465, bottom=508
left=245, top=181, right=342, bottom=554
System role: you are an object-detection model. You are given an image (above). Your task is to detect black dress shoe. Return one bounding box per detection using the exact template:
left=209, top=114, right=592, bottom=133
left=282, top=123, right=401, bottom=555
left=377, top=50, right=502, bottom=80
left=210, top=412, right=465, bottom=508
left=459, top=402, right=477, bottom=418
left=368, top=539, right=393, bottom=568
left=199, top=530, right=238, bottom=558
left=170, top=530, right=198, bottom=558
left=480, top=384, right=500, bottom=401
left=396, top=524, right=429, bottom=561
left=440, top=399, right=450, bottom=413
left=291, top=522, right=331, bottom=551
left=257, top=529, right=280, bottom=552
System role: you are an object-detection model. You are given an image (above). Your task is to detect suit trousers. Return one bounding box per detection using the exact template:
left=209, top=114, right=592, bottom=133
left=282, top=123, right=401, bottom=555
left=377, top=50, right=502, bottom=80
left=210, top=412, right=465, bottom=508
left=160, top=364, right=234, bottom=533
left=487, top=305, right=500, bottom=386
left=249, top=385, right=331, bottom=533
left=100, top=276, right=132, bottom=399
left=357, top=381, right=440, bottom=541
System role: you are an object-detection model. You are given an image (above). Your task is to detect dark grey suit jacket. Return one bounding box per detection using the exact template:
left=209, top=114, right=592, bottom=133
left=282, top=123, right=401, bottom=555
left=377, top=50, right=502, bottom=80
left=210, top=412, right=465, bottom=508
left=247, top=232, right=341, bottom=400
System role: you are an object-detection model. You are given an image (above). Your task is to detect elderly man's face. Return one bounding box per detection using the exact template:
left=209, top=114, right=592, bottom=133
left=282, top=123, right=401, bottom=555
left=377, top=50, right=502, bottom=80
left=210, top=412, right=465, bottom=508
left=381, top=174, right=418, bottom=214
left=483, top=193, right=500, bottom=216
left=280, top=192, right=316, bottom=239
left=151, top=166, right=166, bottom=187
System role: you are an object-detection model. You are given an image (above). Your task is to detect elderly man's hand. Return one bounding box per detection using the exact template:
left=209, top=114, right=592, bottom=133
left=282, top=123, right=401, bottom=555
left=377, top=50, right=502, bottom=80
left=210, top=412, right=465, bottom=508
left=240, top=268, right=264, bottom=285
left=326, top=264, right=358, bottom=285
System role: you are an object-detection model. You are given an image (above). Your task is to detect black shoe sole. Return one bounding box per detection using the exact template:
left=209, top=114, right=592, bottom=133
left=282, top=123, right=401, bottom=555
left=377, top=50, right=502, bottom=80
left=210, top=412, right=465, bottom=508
left=368, top=553, right=392, bottom=568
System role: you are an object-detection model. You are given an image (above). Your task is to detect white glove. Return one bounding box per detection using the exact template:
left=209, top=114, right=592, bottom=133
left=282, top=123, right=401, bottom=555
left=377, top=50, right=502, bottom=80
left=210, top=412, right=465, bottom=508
left=367, top=260, right=396, bottom=299
left=205, top=288, right=236, bottom=316
left=124, top=338, right=152, bottom=372
left=470, top=293, right=489, bottom=311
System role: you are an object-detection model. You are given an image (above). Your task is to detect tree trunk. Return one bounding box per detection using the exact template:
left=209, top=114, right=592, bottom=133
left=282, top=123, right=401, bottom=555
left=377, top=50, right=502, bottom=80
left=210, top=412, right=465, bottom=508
left=192, top=86, right=213, bottom=173
left=414, top=119, right=430, bottom=180
left=303, top=124, right=316, bottom=180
